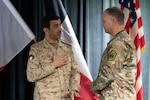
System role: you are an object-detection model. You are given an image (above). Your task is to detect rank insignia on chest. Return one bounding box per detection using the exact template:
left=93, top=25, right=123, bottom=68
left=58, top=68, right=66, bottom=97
left=107, top=50, right=117, bottom=61
left=28, top=55, right=35, bottom=60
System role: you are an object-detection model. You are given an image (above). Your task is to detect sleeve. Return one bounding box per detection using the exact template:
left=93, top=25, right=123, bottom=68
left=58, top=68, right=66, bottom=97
left=26, top=45, right=56, bottom=82
left=69, top=51, right=80, bottom=92
left=90, top=41, right=126, bottom=93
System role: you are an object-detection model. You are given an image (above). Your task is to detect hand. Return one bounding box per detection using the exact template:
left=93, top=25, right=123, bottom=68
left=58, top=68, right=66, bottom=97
left=52, top=54, right=68, bottom=68
left=94, top=93, right=101, bottom=100
left=64, top=90, right=81, bottom=98
left=95, top=93, right=100, bottom=97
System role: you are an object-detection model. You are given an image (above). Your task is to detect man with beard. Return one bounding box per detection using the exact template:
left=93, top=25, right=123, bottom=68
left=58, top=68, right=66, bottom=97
left=27, top=15, right=80, bottom=100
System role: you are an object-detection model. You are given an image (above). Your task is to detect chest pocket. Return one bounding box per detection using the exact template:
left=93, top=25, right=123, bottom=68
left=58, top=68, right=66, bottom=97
left=38, top=48, right=54, bottom=66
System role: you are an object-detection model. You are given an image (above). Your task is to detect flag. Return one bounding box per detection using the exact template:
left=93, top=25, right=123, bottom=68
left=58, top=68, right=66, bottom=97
left=44, top=0, right=99, bottom=100
left=119, top=0, right=145, bottom=100
left=0, top=0, right=35, bottom=72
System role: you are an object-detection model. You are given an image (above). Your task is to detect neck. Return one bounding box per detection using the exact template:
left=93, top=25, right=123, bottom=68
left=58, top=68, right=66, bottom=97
left=112, top=26, right=124, bottom=36
left=45, top=38, right=58, bottom=43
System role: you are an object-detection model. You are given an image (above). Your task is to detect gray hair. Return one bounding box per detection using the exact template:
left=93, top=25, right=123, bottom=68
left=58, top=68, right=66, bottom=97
left=105, top=7, right=124, bottom=25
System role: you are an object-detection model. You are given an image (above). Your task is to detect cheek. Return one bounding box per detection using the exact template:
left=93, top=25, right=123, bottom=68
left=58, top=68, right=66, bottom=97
left=103, top=22, right=108, bottom=28
left=105, top=21, right=112, bottom=27
left=102, top=22, right=105, bottom=27
left=53, top=29, right=59, bottom=33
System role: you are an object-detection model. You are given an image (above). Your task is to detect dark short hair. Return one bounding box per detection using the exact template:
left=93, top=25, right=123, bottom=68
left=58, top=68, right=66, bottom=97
left=41, top=15, right=60, bottom=29
left=105, top=7, right=124, bottom=25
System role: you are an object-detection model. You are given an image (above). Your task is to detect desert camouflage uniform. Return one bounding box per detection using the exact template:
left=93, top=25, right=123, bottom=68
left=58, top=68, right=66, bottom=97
left=90, top=30, right=136, bottom=100
left=27, top=39, right=80, bottom=100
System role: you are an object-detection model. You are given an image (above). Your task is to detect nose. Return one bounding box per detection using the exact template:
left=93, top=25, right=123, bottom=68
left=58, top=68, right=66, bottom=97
left=58, top=24, right=61, bottom=29
left=59, top=26, right=62, bottom=31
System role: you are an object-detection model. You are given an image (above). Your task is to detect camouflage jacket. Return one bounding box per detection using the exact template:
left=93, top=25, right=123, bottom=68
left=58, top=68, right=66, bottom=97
left=90, top=30, right=136, bottom=100
left=27, top=39, right=80, bottom=100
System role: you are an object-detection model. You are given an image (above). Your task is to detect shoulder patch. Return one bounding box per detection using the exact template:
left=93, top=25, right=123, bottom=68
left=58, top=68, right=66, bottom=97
left=28, top=55, right=35, bottom=60
left=107, top=50, right=117, bottom=61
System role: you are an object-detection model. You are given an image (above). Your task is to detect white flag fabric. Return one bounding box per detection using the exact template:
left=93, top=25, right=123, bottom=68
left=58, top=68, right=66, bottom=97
left=0, top=0, right=35, bottom=71
left=61, top=15, right=99, bottom=100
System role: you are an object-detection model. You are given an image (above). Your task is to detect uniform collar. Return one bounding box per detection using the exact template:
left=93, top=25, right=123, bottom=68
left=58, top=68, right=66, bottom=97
left=43, top=39, right=64, bottom=48
left=107, top=30, right=126, bottom=45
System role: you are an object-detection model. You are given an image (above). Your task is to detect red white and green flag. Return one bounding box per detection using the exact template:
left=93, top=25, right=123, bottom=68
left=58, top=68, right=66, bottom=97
left=0, top=0, right=35, bottom=71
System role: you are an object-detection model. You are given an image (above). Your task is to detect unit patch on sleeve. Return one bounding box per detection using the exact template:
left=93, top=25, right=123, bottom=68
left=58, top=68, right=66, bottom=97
left=107, top=50, right=117, bottom=61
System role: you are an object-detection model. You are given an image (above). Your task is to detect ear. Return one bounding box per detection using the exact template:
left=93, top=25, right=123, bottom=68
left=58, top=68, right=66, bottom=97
left=112, top=18, right=117, bottom=25
left=43, top=27, right=49, bottom=33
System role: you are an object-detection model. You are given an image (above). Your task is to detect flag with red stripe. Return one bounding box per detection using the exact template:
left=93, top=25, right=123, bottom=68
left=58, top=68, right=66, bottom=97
left=44, top=0, right=99, bottom=99
left=0, top=0, right=35, bottom=72
left=119, top=0, right=145, bottom=100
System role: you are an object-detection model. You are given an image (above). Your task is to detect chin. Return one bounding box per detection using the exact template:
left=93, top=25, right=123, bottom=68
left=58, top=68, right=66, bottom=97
left=57, top=36, right=61, bottom=39
left=104, top=30, right=108, bottom=33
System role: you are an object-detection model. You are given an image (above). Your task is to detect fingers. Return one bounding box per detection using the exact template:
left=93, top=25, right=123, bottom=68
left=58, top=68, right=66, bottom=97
left=62, top=55, right=68, bottom=62
left=74, top=92, right=81, bottom=97
left=52, top=54, right=68, bottom=68
left=63, top=91, right=81, bottom=97
left=53, top=54, right=68, bottom=62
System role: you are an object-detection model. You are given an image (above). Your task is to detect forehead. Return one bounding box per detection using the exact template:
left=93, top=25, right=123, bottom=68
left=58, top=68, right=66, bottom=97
left=49, top=19, right=61, bottom=25
left=103, top=11, right=111, bottom=18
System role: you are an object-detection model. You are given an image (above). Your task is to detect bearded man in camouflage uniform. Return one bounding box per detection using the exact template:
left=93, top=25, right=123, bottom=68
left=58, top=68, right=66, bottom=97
left=26, top=16, right=80, bottom=100
left=90, top=7, right=136, bottom=100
